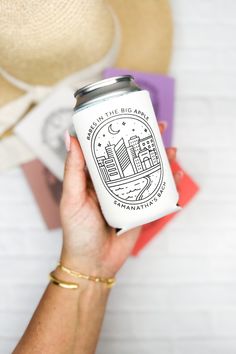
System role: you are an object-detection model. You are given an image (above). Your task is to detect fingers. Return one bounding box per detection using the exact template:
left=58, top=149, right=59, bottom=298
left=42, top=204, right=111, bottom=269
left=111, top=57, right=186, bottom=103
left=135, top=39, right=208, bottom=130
left=85, top=167, right=100, bottom=204
left=62, top=132, right=87, bottom=204
left=165, top=146, right=183, bottom=188
left=158, top=121, right=167, bottom=134
left=158, top=120, right=183, bottom=188
left=84, top=166, right=93, bottom=190
left=174, top=170, right=184, bottom=187
left=115, top=226, right=142, bottom=258
left=166, top=147, right=177, bottom=162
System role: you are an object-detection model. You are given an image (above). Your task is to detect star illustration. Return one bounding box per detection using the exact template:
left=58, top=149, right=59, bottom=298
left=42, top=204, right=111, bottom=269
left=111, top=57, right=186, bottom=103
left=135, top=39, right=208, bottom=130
left=144, top=128, right=147, bottom=132
left=98, top=143, right=101, bottom=147
left=103, top=134, right=106, bottom=137
left=122, top=121, right=126, bottom=126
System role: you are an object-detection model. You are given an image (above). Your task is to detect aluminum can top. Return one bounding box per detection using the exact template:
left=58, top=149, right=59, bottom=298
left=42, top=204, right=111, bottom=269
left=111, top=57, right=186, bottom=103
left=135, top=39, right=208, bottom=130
left=74, top=75, right=141, bottom=112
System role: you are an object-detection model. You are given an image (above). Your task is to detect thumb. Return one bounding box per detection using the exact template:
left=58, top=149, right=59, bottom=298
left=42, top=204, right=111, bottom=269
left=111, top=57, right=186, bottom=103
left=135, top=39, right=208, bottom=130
left=117, top=226, right=142, bottom=254
left=62, top=131, right=87, bottom=204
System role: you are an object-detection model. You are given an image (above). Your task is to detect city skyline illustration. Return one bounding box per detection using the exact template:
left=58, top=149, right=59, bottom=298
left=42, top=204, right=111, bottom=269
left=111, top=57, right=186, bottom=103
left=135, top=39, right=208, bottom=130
left=93, top=117, right=162, bottom=203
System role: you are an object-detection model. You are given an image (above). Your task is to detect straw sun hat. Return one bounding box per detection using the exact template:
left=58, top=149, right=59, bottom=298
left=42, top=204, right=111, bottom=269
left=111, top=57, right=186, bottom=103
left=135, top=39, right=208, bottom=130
left=0, top=0, right=172, bottom=110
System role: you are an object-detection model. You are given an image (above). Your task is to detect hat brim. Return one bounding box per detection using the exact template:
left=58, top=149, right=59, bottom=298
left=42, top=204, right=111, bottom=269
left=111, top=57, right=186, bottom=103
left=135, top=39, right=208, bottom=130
left=0, top=75, right=24, bottom=107
left=107, top=0, right=173, bottom=73
left=0, top=0, right=172, bottom=107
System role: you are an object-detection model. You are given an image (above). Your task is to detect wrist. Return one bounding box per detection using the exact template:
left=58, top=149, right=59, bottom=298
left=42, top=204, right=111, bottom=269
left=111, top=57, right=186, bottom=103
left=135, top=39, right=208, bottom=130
left=53, top=265, right=111, bottom=295
left=58, top=249, right=116, bottom=292
left=60, top=248, right=116, bottom=278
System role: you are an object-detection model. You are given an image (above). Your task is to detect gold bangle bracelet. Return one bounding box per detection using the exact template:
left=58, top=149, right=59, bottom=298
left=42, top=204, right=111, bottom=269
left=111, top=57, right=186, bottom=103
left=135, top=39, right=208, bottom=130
left=49, top=271, right=79, bottom=290
left=58, top=263, right=116, bottom=288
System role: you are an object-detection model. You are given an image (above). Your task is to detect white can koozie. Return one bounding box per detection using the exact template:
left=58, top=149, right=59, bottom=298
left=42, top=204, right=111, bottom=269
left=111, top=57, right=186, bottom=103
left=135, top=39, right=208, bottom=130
left=72, top=76, right=180, bottom=235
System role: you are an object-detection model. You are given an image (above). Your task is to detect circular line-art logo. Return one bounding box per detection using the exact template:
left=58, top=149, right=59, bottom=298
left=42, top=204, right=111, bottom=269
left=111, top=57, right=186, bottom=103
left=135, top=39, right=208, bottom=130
left=91, top=114, right=164, bottom=204
left=41, top=108, right=72, bottom=161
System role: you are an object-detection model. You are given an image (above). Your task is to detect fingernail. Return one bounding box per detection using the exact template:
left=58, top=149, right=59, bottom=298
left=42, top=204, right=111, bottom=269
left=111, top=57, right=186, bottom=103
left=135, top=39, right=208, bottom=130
left=64, top=130, right=71, bottom=152
left=169, top=147, right=177, bottom=154
left=170, top=149, right=177, bottom=160
left=159, top=120, right=168, bottom=129
left=176, top=170, right=184, bottom=178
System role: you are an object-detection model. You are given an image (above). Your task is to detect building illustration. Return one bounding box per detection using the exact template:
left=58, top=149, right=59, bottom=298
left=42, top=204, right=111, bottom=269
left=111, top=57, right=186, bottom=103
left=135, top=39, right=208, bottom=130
left=97, top=135, right=159, bottom=183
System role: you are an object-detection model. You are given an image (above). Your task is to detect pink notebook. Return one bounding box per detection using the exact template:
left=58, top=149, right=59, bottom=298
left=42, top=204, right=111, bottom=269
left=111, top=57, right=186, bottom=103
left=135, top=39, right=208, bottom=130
left=22, top=159, right=62, bottom=229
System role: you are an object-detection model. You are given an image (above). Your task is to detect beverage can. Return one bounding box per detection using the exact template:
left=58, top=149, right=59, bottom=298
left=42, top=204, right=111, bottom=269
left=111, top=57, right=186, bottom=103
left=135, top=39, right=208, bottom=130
left=73, top=75, right=180, bottom=235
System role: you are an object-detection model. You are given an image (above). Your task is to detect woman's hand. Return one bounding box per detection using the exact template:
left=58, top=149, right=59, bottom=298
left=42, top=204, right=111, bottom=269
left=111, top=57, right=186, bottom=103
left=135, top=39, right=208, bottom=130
left=60, top=122, right=182, bottom=283
left=14, top=123, right=183, bottom=354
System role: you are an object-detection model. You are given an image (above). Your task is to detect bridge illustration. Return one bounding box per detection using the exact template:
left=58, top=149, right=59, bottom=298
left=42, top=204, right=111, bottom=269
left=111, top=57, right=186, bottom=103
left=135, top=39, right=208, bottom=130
left=107, top=163, right=160, bottom=187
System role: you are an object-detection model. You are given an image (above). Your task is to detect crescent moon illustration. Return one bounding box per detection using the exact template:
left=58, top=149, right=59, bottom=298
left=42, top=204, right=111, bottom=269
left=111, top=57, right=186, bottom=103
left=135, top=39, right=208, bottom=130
left=108, top=124, right=120, bottom=135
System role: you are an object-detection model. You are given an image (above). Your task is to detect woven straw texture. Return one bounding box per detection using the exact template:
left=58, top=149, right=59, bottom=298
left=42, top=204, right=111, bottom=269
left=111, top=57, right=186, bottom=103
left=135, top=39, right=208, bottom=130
left=0, top=0, right=114, bottom=85
left=0, top=0, right=172, bottom=107
left=107, top=0, right=172, bottom=73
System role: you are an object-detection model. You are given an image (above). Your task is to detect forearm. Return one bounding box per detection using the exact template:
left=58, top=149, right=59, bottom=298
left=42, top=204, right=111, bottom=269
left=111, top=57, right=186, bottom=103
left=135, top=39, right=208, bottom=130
left=13, top=267, right=110, bottom=354
left=59, top=251, right=111, bottom=354
left=13, top=279, right=80, bottom=354
left=74, top=281, right=110, bottom=354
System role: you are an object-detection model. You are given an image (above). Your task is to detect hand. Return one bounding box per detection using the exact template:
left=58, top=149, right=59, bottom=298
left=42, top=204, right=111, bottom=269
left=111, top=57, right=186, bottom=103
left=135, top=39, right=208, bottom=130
left=60, top=122, right=182, bottom=281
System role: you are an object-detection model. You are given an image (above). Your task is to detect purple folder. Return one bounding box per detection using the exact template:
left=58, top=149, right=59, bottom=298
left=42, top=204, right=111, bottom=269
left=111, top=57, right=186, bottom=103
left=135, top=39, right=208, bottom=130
left=103, top=68, right=175, bottom=147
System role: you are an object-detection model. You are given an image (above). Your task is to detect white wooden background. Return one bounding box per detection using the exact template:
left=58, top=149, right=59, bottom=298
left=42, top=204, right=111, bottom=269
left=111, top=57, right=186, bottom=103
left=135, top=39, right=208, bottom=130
left=1, top=1, right=236, bottom=353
